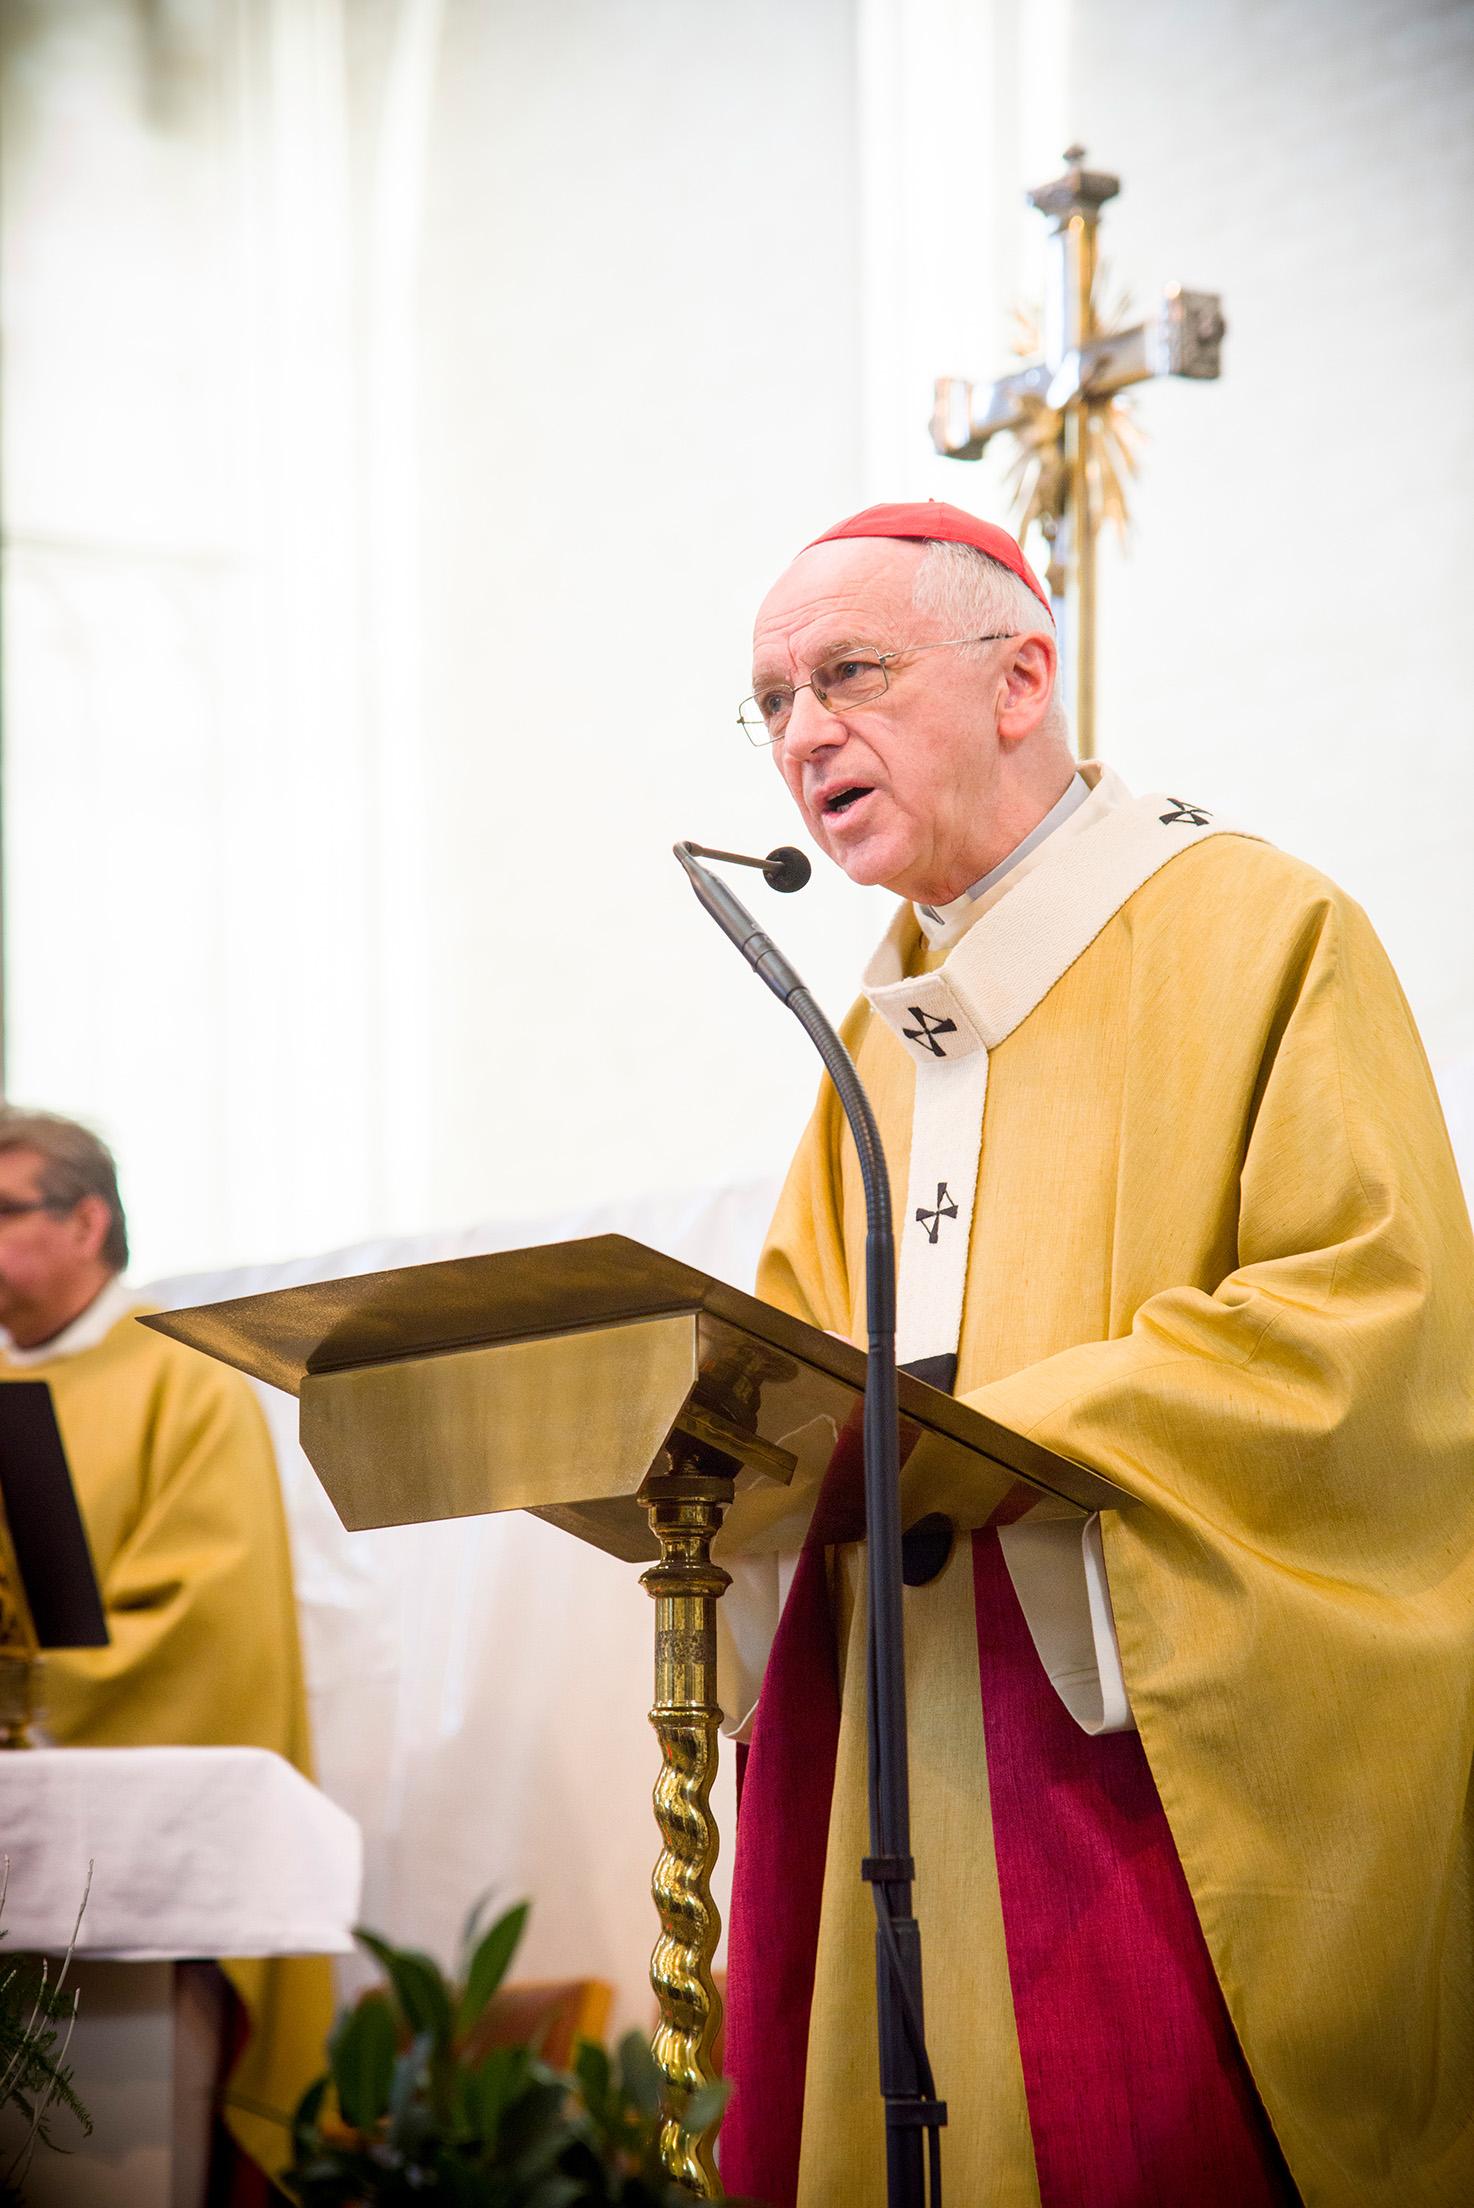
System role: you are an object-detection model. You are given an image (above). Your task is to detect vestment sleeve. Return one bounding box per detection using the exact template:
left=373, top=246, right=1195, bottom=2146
left=966, top=883, right=1474, bottom=1687
left=757, top=1004, right=872, bottom=1340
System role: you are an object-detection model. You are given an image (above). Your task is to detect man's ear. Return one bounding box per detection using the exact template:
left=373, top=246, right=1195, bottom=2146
left=996, top=632, right=1057, bottom=743
left=69, top=1193, right=113, bottom=1265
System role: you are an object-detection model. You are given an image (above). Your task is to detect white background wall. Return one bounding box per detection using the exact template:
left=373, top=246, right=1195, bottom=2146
left=412, top=0, right=875, bottom=1235
left=1, top=0, right=874, bottom=1281
left=3, top=0, right=1472, bottom=1270
left=855, top=0, right=1474, bottom=1062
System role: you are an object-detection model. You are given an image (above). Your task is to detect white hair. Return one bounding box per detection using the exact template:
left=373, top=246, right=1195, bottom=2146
left=912, top=538, right=1069, bottom=742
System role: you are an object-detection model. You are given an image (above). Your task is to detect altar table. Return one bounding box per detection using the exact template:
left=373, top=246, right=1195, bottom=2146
left=0, top=1745, right=361, bottom=2208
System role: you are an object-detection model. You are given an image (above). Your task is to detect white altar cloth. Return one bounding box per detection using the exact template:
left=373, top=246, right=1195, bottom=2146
left=0, top=1746, right=362, bottom=1959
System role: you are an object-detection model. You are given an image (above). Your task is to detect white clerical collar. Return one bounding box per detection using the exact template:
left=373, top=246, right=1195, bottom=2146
left=0, top=1274, right=145, bottom=1367
left=916, top=772, right=1093, bottom=944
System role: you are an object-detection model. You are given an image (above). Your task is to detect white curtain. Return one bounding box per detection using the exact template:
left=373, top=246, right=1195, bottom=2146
left=0, top=0, right=876, bottom=1287
left=1, top=0, right=439, bottom=1270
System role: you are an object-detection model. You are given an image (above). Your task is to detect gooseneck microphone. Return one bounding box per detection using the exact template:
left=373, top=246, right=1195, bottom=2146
left=680, top=841, right=812, bottom=893
left=674, top=840, right=945, bottom=2208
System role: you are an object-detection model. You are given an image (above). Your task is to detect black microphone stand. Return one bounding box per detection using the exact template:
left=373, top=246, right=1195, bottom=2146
left=675, top=841, right=946, bottom=2208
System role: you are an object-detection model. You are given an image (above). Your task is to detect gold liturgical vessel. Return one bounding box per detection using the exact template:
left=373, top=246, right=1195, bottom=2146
left=147, top=1236, right=1125, bottom=2192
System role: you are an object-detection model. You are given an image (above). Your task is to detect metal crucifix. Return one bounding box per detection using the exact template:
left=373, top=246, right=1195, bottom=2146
left=931, top=148, right=1226, bottom=760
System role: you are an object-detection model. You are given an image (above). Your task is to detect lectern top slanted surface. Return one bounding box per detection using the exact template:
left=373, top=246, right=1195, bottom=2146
left=141, top=1234, right=1129, bottom=1563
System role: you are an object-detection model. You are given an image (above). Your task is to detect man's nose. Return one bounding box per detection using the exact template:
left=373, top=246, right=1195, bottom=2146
left=781, top=686, right=839, bottom=762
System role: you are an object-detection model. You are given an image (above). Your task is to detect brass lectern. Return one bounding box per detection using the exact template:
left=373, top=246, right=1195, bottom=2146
left=144, top=1234, right=1126, bottom=2192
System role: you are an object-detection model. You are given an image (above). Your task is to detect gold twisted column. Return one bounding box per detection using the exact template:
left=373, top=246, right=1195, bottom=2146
left=640, top=1442, right=734, bottom=2195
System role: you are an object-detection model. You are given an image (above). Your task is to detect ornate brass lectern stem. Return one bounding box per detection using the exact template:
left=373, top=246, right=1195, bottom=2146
left=639, top=1438, right=733, bottom=2195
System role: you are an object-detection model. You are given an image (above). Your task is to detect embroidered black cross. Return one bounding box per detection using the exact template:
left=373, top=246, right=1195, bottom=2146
left=915, top=1182, right=959, bottom=1244
left=1160, top=798, right=1210, bottom=826
left=902, top=1006, right=958, bottom=1058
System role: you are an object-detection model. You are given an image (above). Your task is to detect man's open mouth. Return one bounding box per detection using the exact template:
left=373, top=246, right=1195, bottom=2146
left=823, top=786, right=873, bottom=817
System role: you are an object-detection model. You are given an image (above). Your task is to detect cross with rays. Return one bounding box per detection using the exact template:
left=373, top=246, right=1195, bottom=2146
left=931, top=149, right=1226, bottom=762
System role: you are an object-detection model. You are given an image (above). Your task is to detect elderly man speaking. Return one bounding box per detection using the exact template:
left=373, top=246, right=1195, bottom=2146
left=717, top=504, right=1474, bottom=2208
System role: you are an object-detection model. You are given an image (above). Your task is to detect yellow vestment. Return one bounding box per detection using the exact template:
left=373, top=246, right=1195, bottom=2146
left=1, top=1308, right=334, bottom=2183
left=758, top=831, right=1474, bottom=2207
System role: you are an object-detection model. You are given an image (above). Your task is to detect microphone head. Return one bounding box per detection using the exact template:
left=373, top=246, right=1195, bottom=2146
left=763, top=845, right=812, bottom=893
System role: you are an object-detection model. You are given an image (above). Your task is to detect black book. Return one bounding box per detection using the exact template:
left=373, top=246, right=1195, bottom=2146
left=0, top=1382, right=108, bottom=1649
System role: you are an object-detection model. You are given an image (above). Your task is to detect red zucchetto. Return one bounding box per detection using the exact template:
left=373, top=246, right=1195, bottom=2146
left=804, top=499, right=1051, bottom=614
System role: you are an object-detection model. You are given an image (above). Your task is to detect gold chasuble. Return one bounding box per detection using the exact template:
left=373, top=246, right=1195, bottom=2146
left=754, top=804, right=1474, bottom=2206
left=0, top=1305, right=334, bottom=2185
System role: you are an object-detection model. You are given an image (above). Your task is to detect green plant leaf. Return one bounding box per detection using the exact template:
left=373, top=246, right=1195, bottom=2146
left=455, top=1886, right=498, bottom=1972
left=464, top=2041, right=528, bottom=2146
left=520, top=2181, right=584, bottom=2208
left=677, top=2077, right=731, bottom=2137
left=572, top=2036, right=611, bottom=2117
left=0, top=1940, right=94, bottom=2153
left=617, top=2029, right=662, bottom=2118
left=455, top=1899, right=530, bottom=2036
left=386, top=2027, right=435, bottom=2152
left=355, top=1928, right=455, bottom=2052
left=497, top=2066, right=577, bottom=2172
left=432, top=2153, right=489, bottom=2206
left=287, top=2073, right=328, bottom=2166
left=327, top=1994, right=396, bottom=2132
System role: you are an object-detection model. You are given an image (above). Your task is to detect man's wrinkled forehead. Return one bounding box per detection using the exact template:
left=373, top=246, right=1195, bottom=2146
left=752, top=537, right=927, bottom=682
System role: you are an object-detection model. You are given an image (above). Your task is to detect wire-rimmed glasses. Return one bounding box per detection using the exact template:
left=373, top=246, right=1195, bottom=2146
left=738, top=631, right=1018, bottom=747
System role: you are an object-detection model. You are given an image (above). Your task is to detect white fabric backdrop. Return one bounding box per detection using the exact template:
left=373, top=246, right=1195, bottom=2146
left=149, top=1178, right=780, bottom=2027
left=140, top=1057, right=1474, bottom=2027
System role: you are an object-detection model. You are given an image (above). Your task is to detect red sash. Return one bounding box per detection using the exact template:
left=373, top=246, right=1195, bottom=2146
left=721, top=1421, right=867, bottom=2206
left=972, top=1529, right=1298, bottom=2207
left=722, top=1456, right=1298, bottom=2206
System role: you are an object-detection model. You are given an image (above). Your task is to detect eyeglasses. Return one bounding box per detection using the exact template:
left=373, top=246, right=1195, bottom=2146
left=0, top=1200, right=68, bottom=1224
left=738, top=631, right=1018, bottom=747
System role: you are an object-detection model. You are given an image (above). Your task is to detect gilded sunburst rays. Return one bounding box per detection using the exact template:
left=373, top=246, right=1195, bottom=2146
left=1004, top=291, right=1144, bottom=558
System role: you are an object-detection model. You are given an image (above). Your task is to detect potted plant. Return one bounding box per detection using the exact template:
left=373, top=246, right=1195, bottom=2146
left=280, top=1901, right=757, bottom=2206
